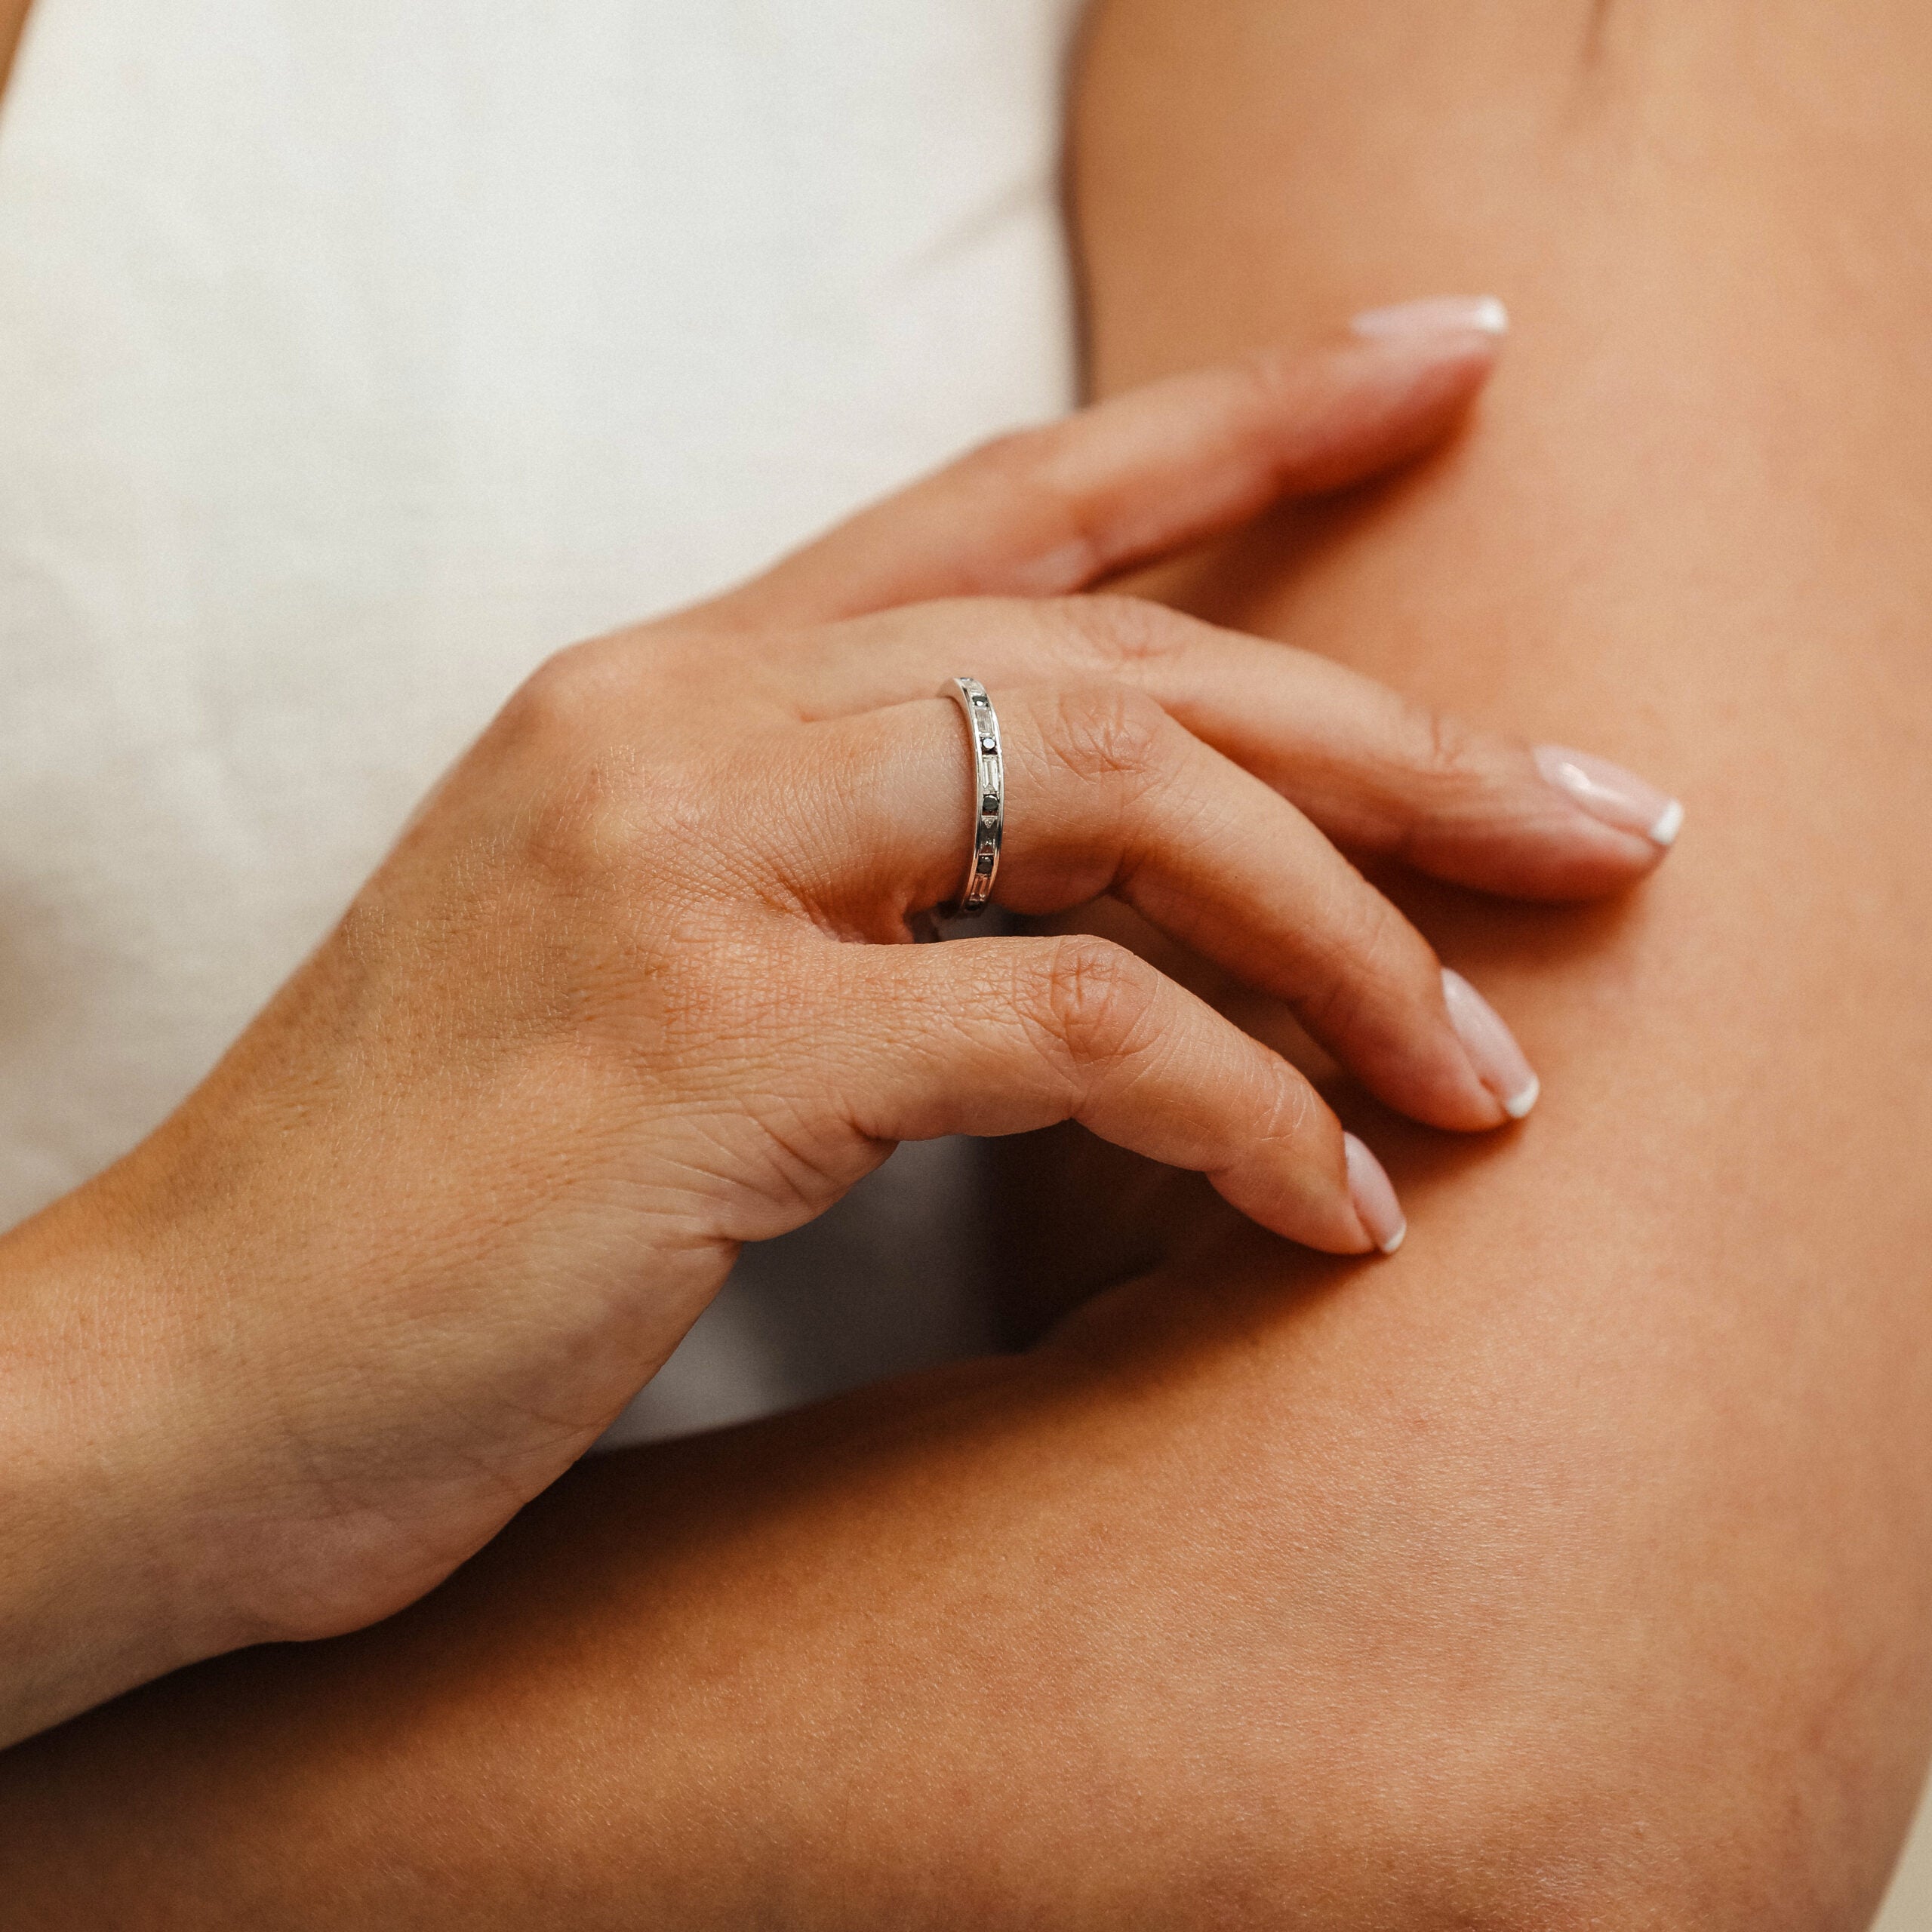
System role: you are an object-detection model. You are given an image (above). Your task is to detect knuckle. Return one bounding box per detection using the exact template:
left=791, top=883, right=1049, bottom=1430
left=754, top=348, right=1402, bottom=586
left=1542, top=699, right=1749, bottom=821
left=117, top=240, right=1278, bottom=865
left=965, top=422, right=1059, bottom=481
left=1300, top=884, right=1438, bottom=1038
left=961, top=428, right=1106, bottom=583
left=1041, top=680, right=1174, bottom=789
left=500, top=639, right=626, bottom=751
left=1019, top=935, right=1164, bottom=1073
left=1406, top=700, right=1490, bottom=797
left=1252, top=1059, right=1317, bottom=1152
left=1043, top=592, right=1197, bottom=669
left=488, top=643, right=734, bottom=906
left=494, top=696, right=667, bottom=897
left=520, top=750, right=654, bottom=898
left=1230, top=343, right=1303, bottom=418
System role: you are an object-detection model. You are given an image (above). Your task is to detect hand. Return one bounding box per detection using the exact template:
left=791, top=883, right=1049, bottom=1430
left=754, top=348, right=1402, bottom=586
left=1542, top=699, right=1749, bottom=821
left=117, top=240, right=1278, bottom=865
left=0, top=304, right=1677, bottom=1740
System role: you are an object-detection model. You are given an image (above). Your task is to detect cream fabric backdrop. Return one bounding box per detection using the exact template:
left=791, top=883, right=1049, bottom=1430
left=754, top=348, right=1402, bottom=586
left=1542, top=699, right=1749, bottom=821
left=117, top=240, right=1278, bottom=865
left=1882, top=1802, right=1932, bottom=1930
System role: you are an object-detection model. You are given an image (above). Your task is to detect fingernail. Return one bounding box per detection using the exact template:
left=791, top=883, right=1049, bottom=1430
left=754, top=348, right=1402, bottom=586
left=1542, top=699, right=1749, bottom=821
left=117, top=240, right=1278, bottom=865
left=1350, top=294, right=1510, bottom=342
left=1441, top=968, right=1540, bottom=1121
left=1534, top=744, right=1684, bottom=848
left=1344, top=1133, right=1407, bottom=1256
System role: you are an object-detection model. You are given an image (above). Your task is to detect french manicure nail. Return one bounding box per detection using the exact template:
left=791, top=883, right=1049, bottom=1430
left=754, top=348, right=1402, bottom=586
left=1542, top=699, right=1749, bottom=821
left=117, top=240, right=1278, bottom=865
left=1344, top=1133, right=1407, bottom=1256
left=1534, top=744, right=1684, bottom=848
left=1350, top=294, right=1510, bottom=342
left=1441, top=968, right=1540, bottom=1121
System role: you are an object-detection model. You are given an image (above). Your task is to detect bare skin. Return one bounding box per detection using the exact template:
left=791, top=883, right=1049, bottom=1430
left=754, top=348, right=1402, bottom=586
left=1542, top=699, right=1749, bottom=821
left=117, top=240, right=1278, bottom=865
left=5, top=2, right=1932, bottom=1927
left=0, top=0, right=27, bottom=100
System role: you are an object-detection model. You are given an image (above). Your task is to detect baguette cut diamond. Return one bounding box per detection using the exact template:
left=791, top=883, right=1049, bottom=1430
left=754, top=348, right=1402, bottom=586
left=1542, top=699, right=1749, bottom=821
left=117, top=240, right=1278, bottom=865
left=937, top=676, right=1004, bottom=919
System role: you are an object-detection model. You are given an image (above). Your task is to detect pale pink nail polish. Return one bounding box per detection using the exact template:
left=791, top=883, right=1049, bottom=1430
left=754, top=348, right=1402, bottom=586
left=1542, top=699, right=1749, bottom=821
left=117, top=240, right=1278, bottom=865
left=1344, top=1133, right=1407, bottom=1256
left=1441, top=968, right=1540, bottom=1121
left=1534, top=744, right=1684, bottom=848
left=1350, top=294, right=1510, bottom=342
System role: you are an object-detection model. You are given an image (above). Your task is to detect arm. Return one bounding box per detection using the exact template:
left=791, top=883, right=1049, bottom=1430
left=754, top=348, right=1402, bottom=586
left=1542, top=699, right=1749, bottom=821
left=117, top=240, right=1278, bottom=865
left=1064, top=0, right=1932, bottom=1916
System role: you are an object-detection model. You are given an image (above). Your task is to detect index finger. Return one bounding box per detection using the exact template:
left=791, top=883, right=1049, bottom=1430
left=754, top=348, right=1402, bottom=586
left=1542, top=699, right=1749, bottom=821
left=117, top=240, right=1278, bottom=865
left=697, top=306, right=1506, bottom=628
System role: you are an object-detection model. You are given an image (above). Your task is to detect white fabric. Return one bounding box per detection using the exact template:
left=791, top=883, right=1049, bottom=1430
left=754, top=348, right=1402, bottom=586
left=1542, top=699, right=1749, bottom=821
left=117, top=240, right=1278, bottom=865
left=1880, top=1795, right=1932, bottom=1932
left=0, top=0, right=1081, bottom=1442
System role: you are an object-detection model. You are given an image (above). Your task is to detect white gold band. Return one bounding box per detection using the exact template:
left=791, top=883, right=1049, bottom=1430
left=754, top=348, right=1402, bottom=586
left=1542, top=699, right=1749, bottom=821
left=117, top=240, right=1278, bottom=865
left=939, top=675, right=1003, bottom=918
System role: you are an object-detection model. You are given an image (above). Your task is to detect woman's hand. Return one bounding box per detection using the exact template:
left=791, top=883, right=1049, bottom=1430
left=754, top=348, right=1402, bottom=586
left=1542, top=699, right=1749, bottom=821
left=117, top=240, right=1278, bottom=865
left=0, top=301, right=1679, bottom=1743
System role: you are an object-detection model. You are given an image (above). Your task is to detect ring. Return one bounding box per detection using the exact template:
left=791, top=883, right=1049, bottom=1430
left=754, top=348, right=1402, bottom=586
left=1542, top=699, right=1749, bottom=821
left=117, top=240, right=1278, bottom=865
left=938, top=676, right=1004, bottom=918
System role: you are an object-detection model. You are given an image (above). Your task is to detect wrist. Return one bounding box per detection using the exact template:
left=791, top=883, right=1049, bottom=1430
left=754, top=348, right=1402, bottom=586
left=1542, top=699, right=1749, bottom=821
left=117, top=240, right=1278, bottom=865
left=0, top=1180, right=245, bottom=1743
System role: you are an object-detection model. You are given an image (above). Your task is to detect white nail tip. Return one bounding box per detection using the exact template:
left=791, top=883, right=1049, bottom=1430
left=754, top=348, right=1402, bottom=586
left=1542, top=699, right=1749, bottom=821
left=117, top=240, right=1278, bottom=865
left=1343, top=1131, right=1407, bottom=1258
left=1350, top=294, right=1510, bottom=342
left=1503, top=1074, right=1541, bottom=1121
left=1648, top=798, right=1685, bottom=848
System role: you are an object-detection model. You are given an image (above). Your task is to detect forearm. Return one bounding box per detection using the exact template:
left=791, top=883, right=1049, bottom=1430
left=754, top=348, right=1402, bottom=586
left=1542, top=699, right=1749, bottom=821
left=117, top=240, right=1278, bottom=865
left=0, top=1195, right=239, bottom=1749
left=0, top=1358, right=1092, bottom=1929
left=1068, top=0, right=1932, bottom=1916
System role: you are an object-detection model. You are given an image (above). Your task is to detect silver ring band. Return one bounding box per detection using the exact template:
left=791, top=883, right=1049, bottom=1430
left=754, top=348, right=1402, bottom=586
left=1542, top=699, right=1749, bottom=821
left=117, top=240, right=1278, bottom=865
left=939, top=676, right=1003, bottom=918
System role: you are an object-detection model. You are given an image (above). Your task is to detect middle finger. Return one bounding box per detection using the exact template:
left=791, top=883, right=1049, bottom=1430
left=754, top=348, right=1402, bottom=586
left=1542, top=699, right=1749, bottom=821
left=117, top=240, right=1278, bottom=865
left=761, top=681, right=1536, bottom=1134
left=765, top=594, right=1674, bottom=902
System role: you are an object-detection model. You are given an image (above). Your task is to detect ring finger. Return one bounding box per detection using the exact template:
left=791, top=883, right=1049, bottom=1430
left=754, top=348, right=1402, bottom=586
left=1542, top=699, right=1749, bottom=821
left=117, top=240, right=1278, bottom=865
left=754, top=681, right=1539, bottom=1134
